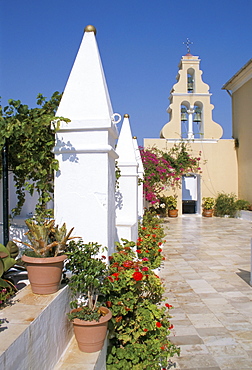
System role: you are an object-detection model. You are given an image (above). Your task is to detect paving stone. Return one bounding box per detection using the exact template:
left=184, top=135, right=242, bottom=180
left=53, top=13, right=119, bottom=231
left=160, top=216, right=252, bottom=370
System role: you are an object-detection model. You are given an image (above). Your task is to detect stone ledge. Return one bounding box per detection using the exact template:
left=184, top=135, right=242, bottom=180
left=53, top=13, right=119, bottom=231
left=0, top=284, right=72, bottom=370
left=0, top=284, right=106, bottom=370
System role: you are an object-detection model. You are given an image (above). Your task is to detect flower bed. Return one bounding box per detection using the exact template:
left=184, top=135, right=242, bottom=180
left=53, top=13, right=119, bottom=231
left=105, top=211, right=180, bottom=369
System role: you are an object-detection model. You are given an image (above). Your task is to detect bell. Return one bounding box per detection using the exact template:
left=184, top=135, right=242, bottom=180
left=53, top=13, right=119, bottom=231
left=193, top=108, right=201, bottom=122
left=187, top=76, right=194, bottom=92
left=181, top=108, right=187, bottom=121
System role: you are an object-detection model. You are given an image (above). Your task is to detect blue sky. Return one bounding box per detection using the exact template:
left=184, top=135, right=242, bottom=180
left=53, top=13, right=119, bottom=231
left=1, top=0, right=251, bottom=146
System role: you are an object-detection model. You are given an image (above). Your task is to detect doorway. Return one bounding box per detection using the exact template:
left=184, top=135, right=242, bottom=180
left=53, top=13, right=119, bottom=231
left=182, top=174, right=200, bottom=214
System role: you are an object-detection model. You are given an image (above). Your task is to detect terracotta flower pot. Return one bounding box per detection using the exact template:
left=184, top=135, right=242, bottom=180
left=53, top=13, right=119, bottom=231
left=168, top=209, right=178, bottom=217
left=21, top=254, right=67, bottom=294
left=71, top=307, right=112, bottom=353
left=202, top=209, right=213, bottom=217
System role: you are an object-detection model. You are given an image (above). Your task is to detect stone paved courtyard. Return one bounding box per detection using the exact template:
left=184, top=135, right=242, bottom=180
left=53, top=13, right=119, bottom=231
left=161, top=216, right=252, bottom=370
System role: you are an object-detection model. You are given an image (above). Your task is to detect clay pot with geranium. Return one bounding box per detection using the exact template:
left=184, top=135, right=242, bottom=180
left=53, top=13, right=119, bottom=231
left=105, top=240, right=180, bottom=369
left=16, top=219, right=75, bottom=294
left=66, top=239, right=111, bottom=353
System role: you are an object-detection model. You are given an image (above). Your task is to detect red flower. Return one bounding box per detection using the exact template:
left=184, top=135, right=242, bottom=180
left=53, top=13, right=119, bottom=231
left=136, top=249, right=141, bottom=253
left=142, top=257, right=149, bottom=261
left=106, top=301, right=112, bottom=308
left=123, top=261, right=132, bottom=268
left=158, top=242, right=162, bottom=246
left=152, top=234, right=156, bottom=238
left=108, top=276, right=114, bottom=282
left=165, top=303, right=173, bottom=309
left=158, top=248, right=162, bottom=252
left=160, top=346, right=165, bottom=350
left=101, top=255, right=106, bottom=259
left=132, top=271, right=143, bottom=281
left=156, top=322, right=162, bottom=328
left=112, top=272, right=119, bottom=280
left=108, top=256, right=113, bottom=261
left=142, top=267, right=149, bottom=271
left=169, top=324, right=174, bottom=330
left=142, top=227, right=147, bottom=230
left=145, top=250, right=149, bottom=253
left=143, top=328, right=148, bottom=332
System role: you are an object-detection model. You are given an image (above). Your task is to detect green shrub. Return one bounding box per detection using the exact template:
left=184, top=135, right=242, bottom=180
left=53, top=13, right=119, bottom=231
left=235, top=199, right=250, bottom=210
left=214, top=193, right=237, bottom=218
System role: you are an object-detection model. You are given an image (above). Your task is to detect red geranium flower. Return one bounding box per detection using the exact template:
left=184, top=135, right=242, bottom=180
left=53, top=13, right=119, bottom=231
left=165, top=303, right=173, bottom=309
left=158, top=248, right=162, bottom=252
left=143, top=328, right=148, bottom=332
left=112, top=272, right=119, bottom=280
left=136, top=249, right=141, bottom=253
left=156, top=322, right=162, bottom=328
left=123, top=261, right=132, bottom=268
left=132, top=271, right=143, bottom=281
left=142, top=267, right=149, bottom=271
left=169, top=324, right=174, bottom=330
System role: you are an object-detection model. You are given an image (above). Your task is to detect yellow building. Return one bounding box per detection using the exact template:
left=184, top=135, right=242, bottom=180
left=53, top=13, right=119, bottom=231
left=222, top=59, right=252, bottom=203
left=144, top=51, right=238, bottom=215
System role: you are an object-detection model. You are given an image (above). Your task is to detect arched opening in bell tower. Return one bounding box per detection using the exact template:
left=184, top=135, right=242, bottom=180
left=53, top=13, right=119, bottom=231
left=193, top=102, right=203, bottom=139
left=187, top=68, right=195, bottom=93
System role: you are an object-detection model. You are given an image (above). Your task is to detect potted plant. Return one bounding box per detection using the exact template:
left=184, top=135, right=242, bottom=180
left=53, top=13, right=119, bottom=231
left=166, top=195, right=178, bottom=217
left=66, top=239, right=112, bottom=353
left=202, top=197, right=215, bottom=217
left=17, top=219, right=75, bottom=294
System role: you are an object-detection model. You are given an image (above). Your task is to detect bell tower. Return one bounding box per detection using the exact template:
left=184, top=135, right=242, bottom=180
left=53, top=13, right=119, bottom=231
left=160, top=39, right=223, bottom=140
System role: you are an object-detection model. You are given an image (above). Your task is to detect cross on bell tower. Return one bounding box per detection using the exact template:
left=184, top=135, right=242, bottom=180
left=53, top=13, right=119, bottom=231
left=183, top=38, right=193, bottom=54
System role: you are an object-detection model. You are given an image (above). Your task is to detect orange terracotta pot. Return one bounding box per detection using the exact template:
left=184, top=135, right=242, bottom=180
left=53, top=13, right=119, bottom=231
left=71, top=307, right=112, bottom=353
left=202, top=209, right=213, bottom=217
left=21, top=254, right=67, bottom=294
left=168, top=209, right=178, bottom=218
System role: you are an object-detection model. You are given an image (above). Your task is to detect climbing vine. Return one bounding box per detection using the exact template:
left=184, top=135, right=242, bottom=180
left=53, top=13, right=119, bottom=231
left=0, top=92, right=70, bottom=218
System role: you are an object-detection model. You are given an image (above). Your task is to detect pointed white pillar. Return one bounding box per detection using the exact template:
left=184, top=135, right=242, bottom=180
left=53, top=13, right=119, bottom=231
left=116, top=114, right=138, bottom=242
left=54, top=25, right=118, bottom=255
left=132, top=136, right=144, bottom=220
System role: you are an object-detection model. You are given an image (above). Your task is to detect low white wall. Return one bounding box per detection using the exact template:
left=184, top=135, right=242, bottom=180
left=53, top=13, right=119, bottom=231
left=237, top=210, right=252, bottom=221
left=0, top=285, right=72, bottom=370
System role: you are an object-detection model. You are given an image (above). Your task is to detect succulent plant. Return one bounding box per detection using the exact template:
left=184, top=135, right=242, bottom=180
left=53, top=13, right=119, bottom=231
left=16, top=219, right=75, bottom=257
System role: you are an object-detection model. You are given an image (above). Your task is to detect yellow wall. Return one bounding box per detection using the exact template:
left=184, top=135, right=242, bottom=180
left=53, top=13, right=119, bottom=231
left=144, top=138, right=238, bottom=213
left=232, top=79, right=252, bottom=202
